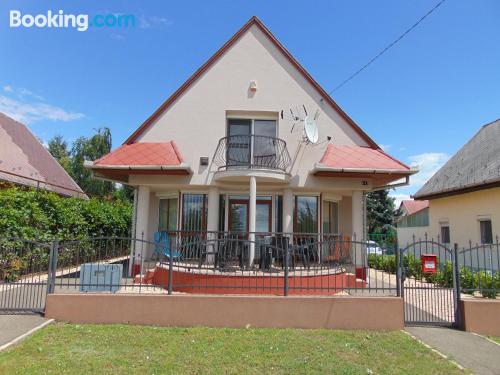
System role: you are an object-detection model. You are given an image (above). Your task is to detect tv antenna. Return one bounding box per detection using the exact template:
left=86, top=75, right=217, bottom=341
left=280, top=105, right=321, bottom=144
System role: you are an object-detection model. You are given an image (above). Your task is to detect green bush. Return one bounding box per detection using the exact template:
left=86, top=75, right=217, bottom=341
left=368, top=253, right=499, bottom=299
left=0, top=188, right=132, bottom=281
left=0, top=187, right=132, bottom=240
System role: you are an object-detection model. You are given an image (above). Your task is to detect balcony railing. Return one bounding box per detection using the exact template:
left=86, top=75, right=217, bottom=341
left=213, top=135, right=291, bottom=172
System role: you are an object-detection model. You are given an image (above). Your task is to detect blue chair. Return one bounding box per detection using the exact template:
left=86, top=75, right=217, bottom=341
left=153, top=232, right=182, bottom=260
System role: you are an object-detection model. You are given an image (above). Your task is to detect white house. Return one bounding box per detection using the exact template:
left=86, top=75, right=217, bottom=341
left=86, top=17, right=415, bottom=278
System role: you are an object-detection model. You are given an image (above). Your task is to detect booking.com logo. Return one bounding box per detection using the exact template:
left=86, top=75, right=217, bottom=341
left=9, top=10, right=135, bottom=32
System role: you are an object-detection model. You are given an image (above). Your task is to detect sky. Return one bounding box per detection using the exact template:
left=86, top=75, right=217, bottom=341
left=1, top=0, right=499, bottom=204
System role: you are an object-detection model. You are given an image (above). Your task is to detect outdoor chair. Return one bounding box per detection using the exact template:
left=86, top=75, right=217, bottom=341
left=153, top=232, right=182, bottom=261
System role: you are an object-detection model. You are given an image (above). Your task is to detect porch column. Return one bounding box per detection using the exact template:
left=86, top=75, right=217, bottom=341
left=351, top=190, right=366, bottom=278
left=283, top=188, right=293, bottom=233
left=134, top=185, right=150, bottom=265
left=248, top=176, right=257, bottom=266
left=206, top=186, right=219, bottom=264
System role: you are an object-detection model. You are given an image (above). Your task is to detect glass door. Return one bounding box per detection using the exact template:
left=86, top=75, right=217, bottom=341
left=227, top=119, right=251, bottom=168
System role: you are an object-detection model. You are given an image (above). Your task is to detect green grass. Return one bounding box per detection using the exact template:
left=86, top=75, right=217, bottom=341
left=489, top=337, right=500, bottom=344
left=0, top=323, right=464, bottom=375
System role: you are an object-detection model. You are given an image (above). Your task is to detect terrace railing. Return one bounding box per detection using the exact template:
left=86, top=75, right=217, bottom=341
left=213, top=135, right=291, bottom=172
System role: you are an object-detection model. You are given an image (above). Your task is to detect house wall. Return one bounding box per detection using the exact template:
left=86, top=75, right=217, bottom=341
left=396, top=226, right=430, bottom=248
left=133, top=24, right=372, bottom=192
left=427, top=187, right=500, bottom=246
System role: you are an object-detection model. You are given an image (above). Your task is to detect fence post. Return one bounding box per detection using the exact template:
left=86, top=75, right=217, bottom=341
left=284, top=238, right=289, bottom=296
left=47, top=239, right=59, bottom=295
left=168, top=243, right=174, bottom=295
left=396, top=239, right=401, bottom=297
left=453, top=243, right=462, bottom=328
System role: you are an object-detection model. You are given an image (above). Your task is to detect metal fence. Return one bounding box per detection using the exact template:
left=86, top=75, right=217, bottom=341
left=1, top=232, right=498, bottom=318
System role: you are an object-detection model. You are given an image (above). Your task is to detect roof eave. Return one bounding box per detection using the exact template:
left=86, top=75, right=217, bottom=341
left=312, top=163, right=417, bottom=175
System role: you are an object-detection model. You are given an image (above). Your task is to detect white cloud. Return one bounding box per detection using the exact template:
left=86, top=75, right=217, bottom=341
left=110, top=33, right=126, bottom=41
left=0, top=95, right=84, bottom=124
left=407, top=152, right=450, bottom=187
left=390, top=193, right=412, bottom=208
left=379, top=144, right=391, bottom=152
left=3, top=85, right=44, bottom=100
left=389, top=152, right=449, bottom=206
left=139, top=15, right=173, bottom=29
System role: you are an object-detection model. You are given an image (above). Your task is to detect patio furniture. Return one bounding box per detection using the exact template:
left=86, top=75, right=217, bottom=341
left=153, top=232, right=182, bottom=261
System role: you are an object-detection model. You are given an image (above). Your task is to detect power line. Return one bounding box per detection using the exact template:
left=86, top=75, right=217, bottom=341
left=327, top=0, right=447, bottom=94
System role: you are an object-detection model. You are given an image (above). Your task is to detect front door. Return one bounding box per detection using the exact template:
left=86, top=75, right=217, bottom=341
left=228, top=198, right=272, bottom=233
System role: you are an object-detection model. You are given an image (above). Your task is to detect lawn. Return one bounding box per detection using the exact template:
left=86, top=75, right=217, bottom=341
left=0, top=323, right=464, bottom=375
left=489, top=337, right=500, bottom=344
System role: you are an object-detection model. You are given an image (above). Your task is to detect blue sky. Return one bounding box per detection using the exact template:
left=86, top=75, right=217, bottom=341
left=1, top=0, right=499, bottom=203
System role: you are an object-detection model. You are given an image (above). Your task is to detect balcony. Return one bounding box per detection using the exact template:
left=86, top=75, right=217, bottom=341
left=213, top=135, right=291, bottom=172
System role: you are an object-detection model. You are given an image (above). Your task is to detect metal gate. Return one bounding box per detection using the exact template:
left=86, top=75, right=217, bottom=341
left=399, top=239, right=460, bottom=326
left=0, top=239, right=54, bottom=314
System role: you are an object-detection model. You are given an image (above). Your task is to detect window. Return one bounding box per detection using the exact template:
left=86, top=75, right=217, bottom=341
left=294, top=196, right=318, bottom=233
left=227, top=118, right=278, bottom=168
left=440, top=225, right=450, bottom=244
left=159, top=197, right=178, bottom=232
left=322, top=201, right=339, bottom=233
left=480, top=220, right=493, bottom=244
left=182, top=194, right=208, bottom=231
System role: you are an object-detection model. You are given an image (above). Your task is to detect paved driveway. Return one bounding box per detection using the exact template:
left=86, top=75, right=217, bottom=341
left=0, top=314, right=48, bottom=348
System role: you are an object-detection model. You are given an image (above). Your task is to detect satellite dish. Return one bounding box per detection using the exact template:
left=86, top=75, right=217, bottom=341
left=304, top=116, right=319, bottom=144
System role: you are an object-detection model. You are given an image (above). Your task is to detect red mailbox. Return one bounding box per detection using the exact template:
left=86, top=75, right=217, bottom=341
left=421, top=254, right=437, bottom=274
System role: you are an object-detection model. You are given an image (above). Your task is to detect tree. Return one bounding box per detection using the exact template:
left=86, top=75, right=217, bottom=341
left=71, top=128, right=114, bottom=198
left=47, top=135, right=72, bottom=175
left=366, top=190, right=398, bottom=236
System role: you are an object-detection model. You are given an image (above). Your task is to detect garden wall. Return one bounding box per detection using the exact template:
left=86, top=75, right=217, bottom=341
left=460, top=299, right=500, bottom=336
left=45, top=294, right=404, bottom=330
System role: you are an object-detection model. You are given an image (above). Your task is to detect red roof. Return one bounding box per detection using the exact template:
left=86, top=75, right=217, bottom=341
left=124, top=16, right=378, bottom=148
left=94, top=142, right=184, bottom=167
left=400, top=200, right=429, bottom=216
left=319, top=144, right=411, bottom=171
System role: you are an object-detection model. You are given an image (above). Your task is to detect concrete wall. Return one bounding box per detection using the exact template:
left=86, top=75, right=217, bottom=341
left=428, top=187, right=500, bottom=246
left=460, top=299, right=500, bottom=336
left=46, top=294, right=404, bottom=330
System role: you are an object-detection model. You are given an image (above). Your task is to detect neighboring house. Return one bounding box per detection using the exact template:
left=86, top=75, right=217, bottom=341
left=414, top=119, right=500, bottom=246
left=86, top=17, right=415, bottom=275
left=396, top=200, right=429, bottom=247
left=0, top=112, right=86, bottom=199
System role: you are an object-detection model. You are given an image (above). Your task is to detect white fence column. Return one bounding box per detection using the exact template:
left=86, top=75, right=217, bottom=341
left=248, top=176, right=257, bottom=266
left=134, top=185, right=150, bottom=265
left=351, top=190, right=365, bottom=277
left=283, top=188, right=293, bottom=233
left=206, top=186, right=219, bottom=264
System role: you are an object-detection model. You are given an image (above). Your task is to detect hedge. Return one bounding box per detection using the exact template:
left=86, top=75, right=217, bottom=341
left=368, top=253, right=500, bottom=299
left=0, top=187, right=132, bottom=240
left=0, top=188, right=133, bottom=281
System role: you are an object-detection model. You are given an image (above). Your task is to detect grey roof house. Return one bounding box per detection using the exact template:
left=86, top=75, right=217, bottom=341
left=0, top=112, right=87, bottom=199
left=414, top=119, right=500, bottom=200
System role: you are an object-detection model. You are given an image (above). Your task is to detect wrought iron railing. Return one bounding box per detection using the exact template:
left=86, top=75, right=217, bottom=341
left=213, top=135, right=291, bottom=172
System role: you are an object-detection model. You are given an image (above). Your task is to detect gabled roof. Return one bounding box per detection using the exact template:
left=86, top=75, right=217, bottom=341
left=399, top=200, right=429, bottom=216
left=93, top=142, right=184, bottom=167
left=87, top=141, right=191, bottom=176
left=313, top=144, right=415, bottom=187
left=0, top=112, right=86, bottom=198
left=414, top=119, right=500, bottom=200
left=124, top=16, right=379, bottom=148
left=318, top=144, right=411, bottom=171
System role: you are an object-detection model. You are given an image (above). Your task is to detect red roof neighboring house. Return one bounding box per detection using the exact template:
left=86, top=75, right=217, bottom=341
left=314, top=144, right=415, bottom=187
left=399, top=200, right=429, bottom=216
left=87, top=142, right=191, bottom=177
left=0, top=112, right=87, bottom=199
